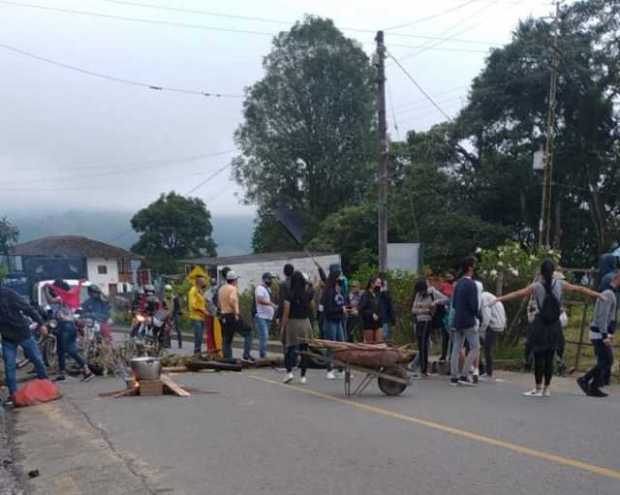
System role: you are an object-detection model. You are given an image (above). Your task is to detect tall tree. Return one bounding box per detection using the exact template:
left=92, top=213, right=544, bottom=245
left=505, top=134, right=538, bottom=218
left=131, top=192, right=217, bottom=273
left=233, top=16, right=376, bottom=249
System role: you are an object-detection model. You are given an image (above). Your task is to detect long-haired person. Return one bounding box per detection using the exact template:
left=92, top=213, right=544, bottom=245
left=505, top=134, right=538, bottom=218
left=411, top=278, right=447, bottom=376
left=494, top=260, right=604, bottom=397
left=358, top=276, right=384, bottom=344
left=280, top=271, right=314, bottom=384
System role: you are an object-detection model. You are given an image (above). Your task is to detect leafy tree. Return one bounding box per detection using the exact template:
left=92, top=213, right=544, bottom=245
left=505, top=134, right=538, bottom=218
left=233, top=16, right=376, bottom=248
left=131, top=192, right=217, bottom=274
left=0, top=217, right=19, bottom=258
left=453, top=0, right=620, bottom=266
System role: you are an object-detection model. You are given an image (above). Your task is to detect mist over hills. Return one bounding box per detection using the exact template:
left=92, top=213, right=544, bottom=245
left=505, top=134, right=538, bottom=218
left=4, top=209, right=254, bottom=257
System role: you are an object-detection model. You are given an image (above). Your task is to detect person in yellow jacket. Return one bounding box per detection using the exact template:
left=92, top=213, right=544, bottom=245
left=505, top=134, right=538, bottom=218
left=188, top=276, right=209, bottom=354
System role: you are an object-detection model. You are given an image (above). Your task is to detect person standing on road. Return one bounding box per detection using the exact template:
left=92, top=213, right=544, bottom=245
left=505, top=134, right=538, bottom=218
left=0, top=287, right=49, bottom=407
left=188, top=276, right=209, bottom=355
left=218, top=271, right=253, bottom=361
left=321, top=267, right=346, bottom=380
left=46, top=280, right=94, bottom=383
left=276, top=264, right=295, bottom=324
left=495, top=260, right=604, bottom=397
left=255, top=272, right=277, bottom=359
left=411, top=278, right=447, bottom=377
left=379, top=276, right=395, bottom=341
left=577, top=271, right=620, bottom=397
left=163, top=284, right=182, bottom=349
left=449, top=257, right=481, bottom=387
left=358, top=276, right=384, bottom=344
left=82, top=285, right=112, bottom=343
left=280, top=271, right=313, bottom=384
left=478, top=291, right=506, bottom=381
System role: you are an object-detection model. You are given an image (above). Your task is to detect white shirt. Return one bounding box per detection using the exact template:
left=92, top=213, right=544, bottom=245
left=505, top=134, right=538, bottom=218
left=255, top=284, right=274, bottom=320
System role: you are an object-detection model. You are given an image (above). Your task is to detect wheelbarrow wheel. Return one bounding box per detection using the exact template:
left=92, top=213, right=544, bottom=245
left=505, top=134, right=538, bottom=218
left=377, top=367, right=408, bottom=396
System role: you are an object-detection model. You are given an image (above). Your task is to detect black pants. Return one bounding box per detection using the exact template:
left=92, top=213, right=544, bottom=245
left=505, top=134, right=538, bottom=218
left=439, top=328, right=449, bottom=361
left=480, top=330, right=497, bottom=377
left=416, top=321, right=432, bottom=374
left=583, top=339, right=614, bottom=390
left=285, top=343, right=309, bottom=375
left=533, top=349, right=555, bottom=387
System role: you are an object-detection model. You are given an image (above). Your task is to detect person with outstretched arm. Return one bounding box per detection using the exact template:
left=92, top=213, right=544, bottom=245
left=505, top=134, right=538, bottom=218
left=494, top=259, right=605, bottom=397
left=0, top=287, right=49, bottom=407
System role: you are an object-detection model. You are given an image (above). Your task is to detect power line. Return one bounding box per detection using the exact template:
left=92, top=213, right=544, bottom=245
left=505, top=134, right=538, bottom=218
left=386, top=42, right=490, bottom=53
left=3, top=150, right=236, bottom=186
left=11, top=149, right=236, bottom=174
left=0, top=1, right=499, bottom=45
left=387, top=50, right=453, bottom=121
left=0, top=42, right=243, bottom=97
left=393, top=0, right=503, bottom=61
left=106, top=162, right=233, bottom=242
left=384, top=0, right=480, bottom=31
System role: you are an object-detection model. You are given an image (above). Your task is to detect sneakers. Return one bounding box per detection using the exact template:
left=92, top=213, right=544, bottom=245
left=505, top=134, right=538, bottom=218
left=326, top=370, right=336, bottom=380
left=283, top=372, right=294, bottom=384
left=410, top=372, right=422, bottom=380
left=2, top=398, right=15, bottom=409
left=458, top=376, right=474, bottom=387
left=449, top=377, right=459, bottom=386
left=523, top=389, right=543, bottom=397
left=588, top=388, right=608, bottom=398
left=81, top=371, right=95, bottom=383
left=242, top=356, right=256, bottom=364
left=576, top=377, right=589, bottom=396
left=54, top=374, right=66, bottom=382
left=335, top=370, right=346, bottom=380
left=472, top=374, right=479, bottom=385
left=542, top=387, right=551, bottom=398
left=299, top=376, right=307, bottom=385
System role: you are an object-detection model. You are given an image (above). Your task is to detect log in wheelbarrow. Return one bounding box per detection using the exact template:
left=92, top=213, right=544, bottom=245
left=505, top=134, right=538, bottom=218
left=305, top=339, right=414, bottom=397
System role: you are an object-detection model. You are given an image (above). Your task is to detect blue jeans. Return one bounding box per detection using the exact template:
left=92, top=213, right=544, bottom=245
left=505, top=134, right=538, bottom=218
left=57, top=321, right=86, bottom=372
left=383, top=323, right=391, bottom=340
left=324, top=320, right=345, bottom=342
left=450, top=327, right=480, bottom=379
left=2, top=336, right=48, bottom=395
left=254, top=317, right=271, bottom=358
left=324, top=320, right=344, bottom=372
left=191, top=319, right=204, bottom=354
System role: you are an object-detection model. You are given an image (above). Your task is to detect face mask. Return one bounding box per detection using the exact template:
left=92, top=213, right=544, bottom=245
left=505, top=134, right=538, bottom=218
left=373, top=286, right=381, bottom=293
left=264, top=280, right=272, bottom=287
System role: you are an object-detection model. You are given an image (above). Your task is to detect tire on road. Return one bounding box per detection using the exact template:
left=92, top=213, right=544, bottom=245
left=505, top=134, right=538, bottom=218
left=377, top=367, right=408, bottom=396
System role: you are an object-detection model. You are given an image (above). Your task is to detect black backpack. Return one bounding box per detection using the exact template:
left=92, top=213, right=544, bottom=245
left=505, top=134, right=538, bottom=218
left=539, top=282, right=561, bottom=325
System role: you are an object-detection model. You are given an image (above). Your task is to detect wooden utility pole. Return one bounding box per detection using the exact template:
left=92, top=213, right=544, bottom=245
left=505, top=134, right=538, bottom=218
left=376, top=30, right=389, bottom=272
left=539, top=1, right=561, bottom=248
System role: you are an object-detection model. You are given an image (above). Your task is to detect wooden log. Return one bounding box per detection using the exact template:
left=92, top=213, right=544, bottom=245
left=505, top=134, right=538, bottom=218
left=139, top=379, right=164, bottom=396
left=186, top=359, right=242, bottom=372
left=160, top=374, right=191, bottom=397
left=162, top=366, right=189, bottom=373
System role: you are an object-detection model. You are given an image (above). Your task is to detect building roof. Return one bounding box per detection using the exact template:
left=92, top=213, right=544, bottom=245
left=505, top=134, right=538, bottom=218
left=12, top=236, right=137, bottom=259
left=181, top=251, right=337, bottom=267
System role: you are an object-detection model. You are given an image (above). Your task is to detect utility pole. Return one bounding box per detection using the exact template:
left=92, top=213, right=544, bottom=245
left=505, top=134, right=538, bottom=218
left=376, top=30, right=389, bottom=272
left=539, top=1, right=561, bottom=248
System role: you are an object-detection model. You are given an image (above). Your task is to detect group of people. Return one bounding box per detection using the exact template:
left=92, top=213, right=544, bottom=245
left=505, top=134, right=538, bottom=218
left=270, top=254, right=617, bottom=398
left=0, top=279, right=114, bottom=407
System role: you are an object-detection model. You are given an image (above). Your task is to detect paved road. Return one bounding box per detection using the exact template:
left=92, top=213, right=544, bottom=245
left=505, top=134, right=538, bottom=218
left=10, top=368, right=620, bottom=495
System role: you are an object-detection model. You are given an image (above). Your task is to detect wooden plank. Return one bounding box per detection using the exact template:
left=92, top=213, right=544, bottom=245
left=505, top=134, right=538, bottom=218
left=160, top=374, right=191, bottom=397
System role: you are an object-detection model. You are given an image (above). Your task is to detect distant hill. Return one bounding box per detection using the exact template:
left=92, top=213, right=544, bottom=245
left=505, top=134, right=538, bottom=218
left=5, top=209, right=254, bottom=256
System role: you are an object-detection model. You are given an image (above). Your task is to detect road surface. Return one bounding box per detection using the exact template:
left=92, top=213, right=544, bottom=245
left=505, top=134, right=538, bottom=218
left=9, top=368, right=620, bottom=495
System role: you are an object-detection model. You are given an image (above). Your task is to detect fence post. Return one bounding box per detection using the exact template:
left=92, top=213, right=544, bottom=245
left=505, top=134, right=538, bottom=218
left=573, top=302, right=588, bottom=373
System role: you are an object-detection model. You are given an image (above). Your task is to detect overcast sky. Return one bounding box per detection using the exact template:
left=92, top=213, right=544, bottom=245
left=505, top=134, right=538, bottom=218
left=0, top=0, right=557, bottom=217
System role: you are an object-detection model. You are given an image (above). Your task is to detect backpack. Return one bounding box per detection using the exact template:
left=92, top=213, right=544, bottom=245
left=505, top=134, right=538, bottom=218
left=539, top=282, right=561, bottom=325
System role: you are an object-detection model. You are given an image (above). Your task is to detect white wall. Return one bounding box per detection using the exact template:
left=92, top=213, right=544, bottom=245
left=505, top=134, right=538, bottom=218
left=86, top=257, right=120, bottom=295
left=226, top=254, right=341, bottom=293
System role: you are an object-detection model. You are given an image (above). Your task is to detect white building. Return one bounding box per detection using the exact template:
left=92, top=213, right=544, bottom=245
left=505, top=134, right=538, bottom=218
left=183, top=251, right=341, bottom=292
left=11, top=235, right=137, bottom=296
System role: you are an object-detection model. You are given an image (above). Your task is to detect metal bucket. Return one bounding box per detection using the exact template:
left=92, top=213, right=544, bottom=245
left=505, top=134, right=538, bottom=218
left=130, top=357, right=162, bottom=381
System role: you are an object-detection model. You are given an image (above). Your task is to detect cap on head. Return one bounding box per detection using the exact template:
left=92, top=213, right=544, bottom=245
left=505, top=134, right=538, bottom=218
left=88, top=285, right=102, bottom=294
left=262, top=272, right=273, bottom=282
left=226, top=270, right=239, bottom=282
left=164, top=284, right=173, bottom=291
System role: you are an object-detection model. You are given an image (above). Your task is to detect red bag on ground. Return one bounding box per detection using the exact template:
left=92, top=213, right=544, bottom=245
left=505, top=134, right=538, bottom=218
left=14, top=379, right=62, bottom=407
